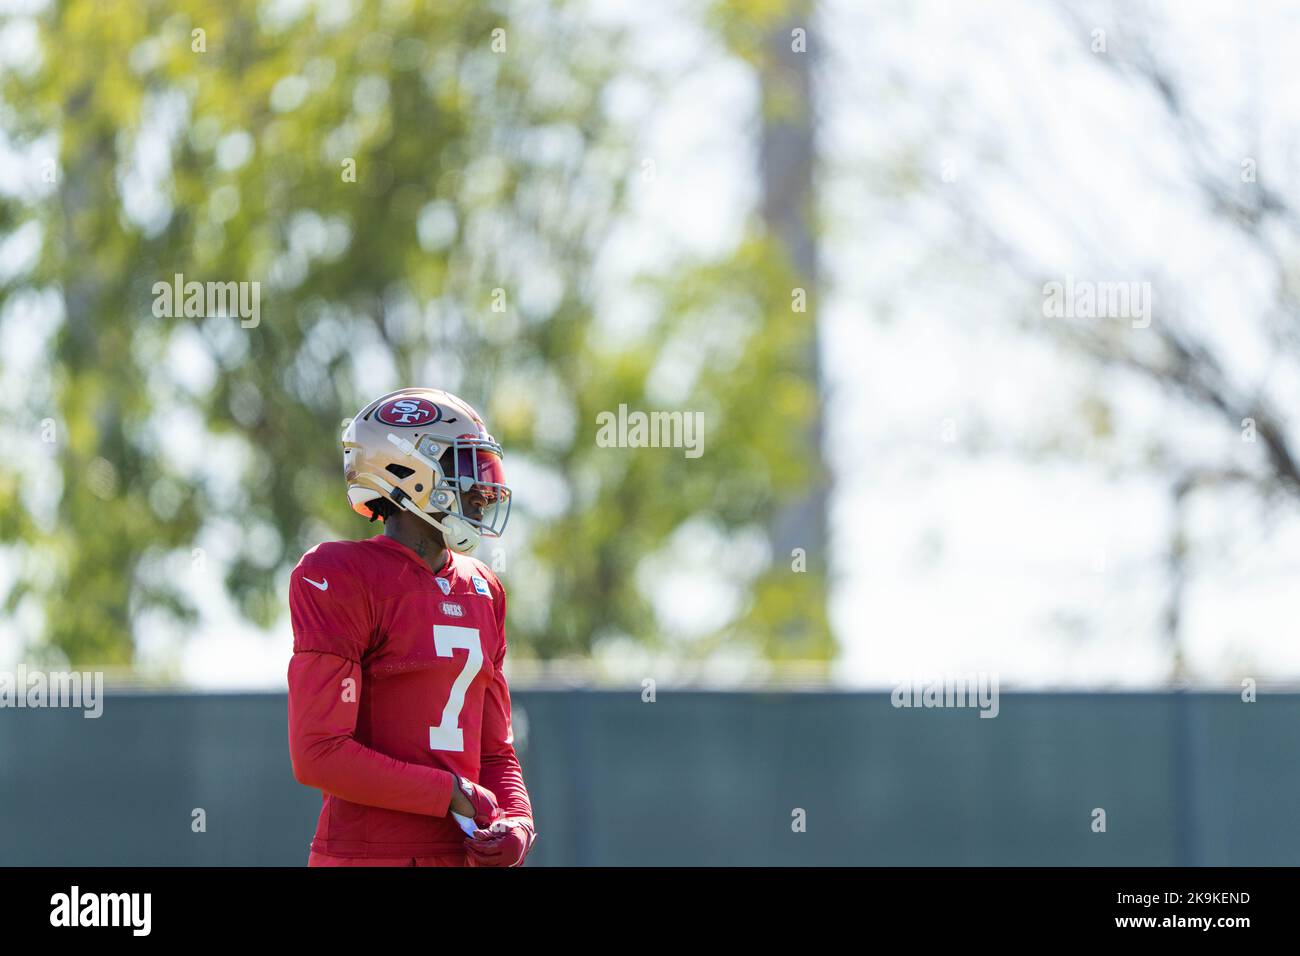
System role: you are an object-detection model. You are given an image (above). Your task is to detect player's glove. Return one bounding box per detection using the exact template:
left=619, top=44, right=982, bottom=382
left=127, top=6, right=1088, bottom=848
left=464, top=817, right=536, bottom=868
left=455, top=776, right=503, bottom=829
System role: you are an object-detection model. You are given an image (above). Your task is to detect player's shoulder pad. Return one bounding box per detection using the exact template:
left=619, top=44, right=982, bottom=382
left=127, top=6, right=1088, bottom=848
left=459, top=552, right=505, bottom=599
left=294, top=539, right=378, bottom=578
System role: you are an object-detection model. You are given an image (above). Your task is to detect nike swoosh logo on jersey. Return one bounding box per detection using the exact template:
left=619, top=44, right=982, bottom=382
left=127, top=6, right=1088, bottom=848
left=304, top=576, right=329, bottom=591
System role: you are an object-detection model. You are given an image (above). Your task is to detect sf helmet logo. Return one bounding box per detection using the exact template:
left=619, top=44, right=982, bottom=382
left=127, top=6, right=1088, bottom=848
left=376, top=397, right=442, bottom=426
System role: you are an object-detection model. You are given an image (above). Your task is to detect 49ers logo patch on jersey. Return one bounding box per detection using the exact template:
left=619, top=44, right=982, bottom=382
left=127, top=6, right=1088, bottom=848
left=376, top=397, right=443, bottom=426
left=440, top=601, right=464, bottom=617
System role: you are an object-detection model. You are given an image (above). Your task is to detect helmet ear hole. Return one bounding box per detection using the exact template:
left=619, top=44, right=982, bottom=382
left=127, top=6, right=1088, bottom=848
left=367, top=498, right=398, bottom=522
left=386, top=464, right=415, bottom=479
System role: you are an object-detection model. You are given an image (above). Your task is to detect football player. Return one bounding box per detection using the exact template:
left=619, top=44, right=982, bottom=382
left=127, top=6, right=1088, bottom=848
left=287, top=387, right=537, bottom=867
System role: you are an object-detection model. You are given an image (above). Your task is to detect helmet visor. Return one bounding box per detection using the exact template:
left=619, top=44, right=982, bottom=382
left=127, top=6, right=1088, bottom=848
left=455, top=444, right=506, bottom=499
left=446, top=437, right=511, bottom=537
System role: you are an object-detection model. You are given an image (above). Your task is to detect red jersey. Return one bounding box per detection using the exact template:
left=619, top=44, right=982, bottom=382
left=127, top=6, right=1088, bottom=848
left=286, top=533, right=532, bottom=857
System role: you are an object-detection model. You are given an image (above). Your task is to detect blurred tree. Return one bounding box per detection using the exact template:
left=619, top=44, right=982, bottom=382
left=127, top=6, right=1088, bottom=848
left=1052, top=19, right=1300, bottom=681
left=0, top=0, right=832, bottom=673
left=935, top=3, right=1300, bottom=682
left=704, top=0, right=831, bottom=662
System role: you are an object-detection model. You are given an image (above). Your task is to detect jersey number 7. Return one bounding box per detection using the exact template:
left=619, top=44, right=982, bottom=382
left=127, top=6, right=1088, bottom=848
left=428, top=624, right=484, bottom=752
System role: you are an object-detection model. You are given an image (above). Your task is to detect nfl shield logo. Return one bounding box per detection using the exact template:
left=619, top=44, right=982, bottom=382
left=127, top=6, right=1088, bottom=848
left=436, top=578, right=451, bottom=595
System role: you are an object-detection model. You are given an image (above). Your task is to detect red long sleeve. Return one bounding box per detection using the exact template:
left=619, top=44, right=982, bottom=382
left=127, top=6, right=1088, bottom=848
left=288, top=650, right=455, bottom=817
left=477, top=589, right=534, bottom=826
left=477, top=656, right=533, bottom=823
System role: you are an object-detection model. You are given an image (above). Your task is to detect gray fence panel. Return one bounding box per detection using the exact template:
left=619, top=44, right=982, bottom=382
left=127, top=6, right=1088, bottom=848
left=1, top=691, right=1295, bottom=865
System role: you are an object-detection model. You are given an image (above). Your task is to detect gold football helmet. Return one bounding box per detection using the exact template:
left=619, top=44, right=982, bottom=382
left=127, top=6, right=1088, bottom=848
left=341, top=388, right=510, bottom=553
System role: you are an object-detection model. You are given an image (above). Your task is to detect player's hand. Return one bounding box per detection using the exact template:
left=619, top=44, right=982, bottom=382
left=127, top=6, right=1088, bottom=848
left=449, top=776, right=501, bottom=828
left=464, top=818, right=535, bottom=867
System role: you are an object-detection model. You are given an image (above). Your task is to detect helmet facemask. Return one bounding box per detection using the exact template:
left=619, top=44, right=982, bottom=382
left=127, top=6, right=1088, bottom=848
left=431, top=435, right=512, bottom=540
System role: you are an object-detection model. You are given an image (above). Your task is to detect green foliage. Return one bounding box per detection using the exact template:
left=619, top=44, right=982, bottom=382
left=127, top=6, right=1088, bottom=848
left=0, top=0, right=830, bottom=671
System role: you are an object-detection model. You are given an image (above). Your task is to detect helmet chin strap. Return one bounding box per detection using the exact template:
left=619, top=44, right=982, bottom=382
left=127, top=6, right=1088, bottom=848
left=356, top=471, right=481, bottom=554
left=402, top=501, right=480, bottom=554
